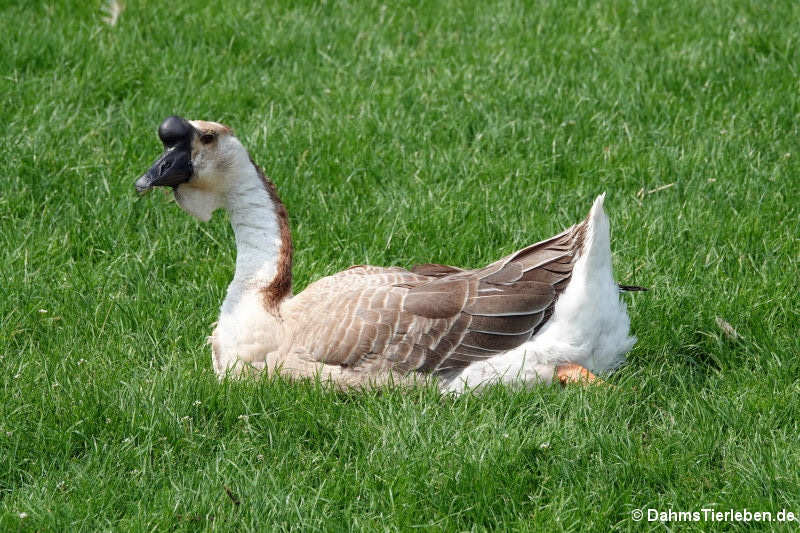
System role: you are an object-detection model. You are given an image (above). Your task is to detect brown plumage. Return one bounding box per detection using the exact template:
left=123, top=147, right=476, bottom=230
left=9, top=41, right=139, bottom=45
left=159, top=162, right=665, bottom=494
left=252, top=160, right=293, bottom=310
left=280, top=220, right=587, bottom=380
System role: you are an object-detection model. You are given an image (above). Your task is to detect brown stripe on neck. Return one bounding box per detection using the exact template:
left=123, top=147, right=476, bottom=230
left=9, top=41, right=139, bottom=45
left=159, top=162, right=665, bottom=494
left=250, top=158, right=293, bottom=310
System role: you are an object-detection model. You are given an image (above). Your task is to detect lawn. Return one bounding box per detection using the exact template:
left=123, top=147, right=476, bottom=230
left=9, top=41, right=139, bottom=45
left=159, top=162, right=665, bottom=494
left=1, top=0, right=799, bottom=530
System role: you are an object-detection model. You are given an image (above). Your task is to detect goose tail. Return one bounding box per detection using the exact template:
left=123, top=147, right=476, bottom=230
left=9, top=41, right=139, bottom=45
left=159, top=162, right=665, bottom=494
left=532, top=193, right=637, bottom=373
left=580, top=194, right=648, bottom=292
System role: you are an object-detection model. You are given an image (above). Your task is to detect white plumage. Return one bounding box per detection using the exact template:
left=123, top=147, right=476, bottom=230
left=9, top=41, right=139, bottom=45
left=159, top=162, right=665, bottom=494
left=445, top=195, right=635, bottom=392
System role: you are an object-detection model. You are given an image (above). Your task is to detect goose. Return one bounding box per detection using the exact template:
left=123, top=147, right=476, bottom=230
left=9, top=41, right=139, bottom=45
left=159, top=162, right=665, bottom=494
left=135, top=116, right=643, bottom=393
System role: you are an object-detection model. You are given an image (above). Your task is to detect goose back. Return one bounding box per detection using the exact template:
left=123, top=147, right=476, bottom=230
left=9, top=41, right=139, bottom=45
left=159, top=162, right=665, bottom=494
left=280, top=218, right=587, bottom=380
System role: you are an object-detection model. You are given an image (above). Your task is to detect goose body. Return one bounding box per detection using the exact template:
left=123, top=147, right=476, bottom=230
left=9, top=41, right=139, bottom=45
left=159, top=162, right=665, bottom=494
left=136, top=116, right=639, bottom=392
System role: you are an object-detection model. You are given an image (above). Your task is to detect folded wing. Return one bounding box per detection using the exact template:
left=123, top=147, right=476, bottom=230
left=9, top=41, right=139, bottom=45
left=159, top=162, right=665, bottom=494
left=286, top=220, right=587, bottom=377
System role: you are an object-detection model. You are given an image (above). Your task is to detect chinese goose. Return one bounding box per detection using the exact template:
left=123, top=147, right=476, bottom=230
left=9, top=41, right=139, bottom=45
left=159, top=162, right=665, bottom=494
left=135, top=116, right=643, bottom=392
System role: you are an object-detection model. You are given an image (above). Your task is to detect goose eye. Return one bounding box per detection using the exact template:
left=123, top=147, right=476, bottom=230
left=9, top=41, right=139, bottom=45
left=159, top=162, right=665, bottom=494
left=199, top=133, right=215, bottom=145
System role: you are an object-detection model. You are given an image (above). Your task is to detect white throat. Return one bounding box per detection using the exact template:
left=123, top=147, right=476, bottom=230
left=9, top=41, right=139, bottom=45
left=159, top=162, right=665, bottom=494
left=211, top=157, right=292, bottom=376
left=222, top=162, right=285, bottom=309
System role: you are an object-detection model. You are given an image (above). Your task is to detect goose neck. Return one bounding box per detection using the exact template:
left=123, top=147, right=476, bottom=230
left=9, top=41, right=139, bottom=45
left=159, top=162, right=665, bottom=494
left=223, top=162, right=292, bottom=310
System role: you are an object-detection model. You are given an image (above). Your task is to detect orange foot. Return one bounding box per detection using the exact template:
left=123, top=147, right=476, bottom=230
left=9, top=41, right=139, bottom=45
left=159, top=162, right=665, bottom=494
left=555, top=363, right=607, bottom=387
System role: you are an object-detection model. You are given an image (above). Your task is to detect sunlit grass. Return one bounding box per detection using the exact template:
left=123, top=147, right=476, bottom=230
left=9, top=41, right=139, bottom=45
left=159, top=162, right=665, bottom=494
left=1, top=0, right=798, bottom=530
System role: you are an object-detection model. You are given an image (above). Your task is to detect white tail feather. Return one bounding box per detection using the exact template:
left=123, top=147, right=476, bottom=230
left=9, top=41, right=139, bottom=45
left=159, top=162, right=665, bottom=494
left=446, top=194, right=635, bottom=392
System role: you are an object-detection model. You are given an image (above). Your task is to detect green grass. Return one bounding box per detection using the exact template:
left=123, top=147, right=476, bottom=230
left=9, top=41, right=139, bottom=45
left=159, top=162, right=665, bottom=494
left=2, top=0, right=799, bottom=530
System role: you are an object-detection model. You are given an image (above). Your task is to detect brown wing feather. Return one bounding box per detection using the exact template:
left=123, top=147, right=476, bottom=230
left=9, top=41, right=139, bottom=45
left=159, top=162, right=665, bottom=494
left=283, top=219, right=587, bottom=378
left=403, top=278, right=469, bottom=318
left=409, top=263, right=464, bottom=277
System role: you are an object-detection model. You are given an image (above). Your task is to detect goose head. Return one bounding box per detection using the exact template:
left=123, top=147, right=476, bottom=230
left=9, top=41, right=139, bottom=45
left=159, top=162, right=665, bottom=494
left=135, top=115, right=248, bottom=221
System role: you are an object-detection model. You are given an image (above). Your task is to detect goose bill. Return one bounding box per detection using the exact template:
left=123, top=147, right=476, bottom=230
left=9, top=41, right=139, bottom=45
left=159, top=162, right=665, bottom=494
left=135, top=115, right=196, bottom=194
left=135, top=148, right=193, bottom=194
